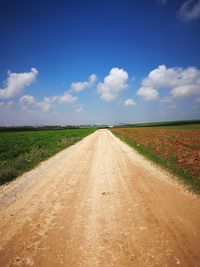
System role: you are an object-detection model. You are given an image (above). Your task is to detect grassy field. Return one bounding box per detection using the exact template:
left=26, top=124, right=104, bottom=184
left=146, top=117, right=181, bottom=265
left=116, top=119, right=200, bottom=128
left=0, top=128, right=96, bottom=185
left=111, top=123, right=200, bottom=194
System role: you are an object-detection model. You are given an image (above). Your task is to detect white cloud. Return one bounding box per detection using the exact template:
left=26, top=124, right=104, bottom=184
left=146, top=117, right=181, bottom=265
left=20, top=95, right=36, bottom=105
left=137, top=86, right=159, bottom=101
left=37, top=92, right=77, bottom=111
left=0, top=68, right=38, bottom=99
left=97, top=68, right=129, bottom=101
left=0, top=101, right=14, bottom=109
left=161, top=97, right=177, bottom=109
left=89, top=74, right=97, bottom=84
left=75, top=107, right=83, bottom=113
left=160, top=96, right=172, bottom=103
left=137, top=65, right=200, bottom=101
left=70, top=74, right=97, bottom=92
left=170, top=84, right=200, bottom=97
left=124, top=98, right=136, bottom=106
left=57, top=92, right=77, bottom=104
left=178, top=0, right=200, bottom=22
left=37, top=97, right=53, bottom=111
left=19, top=92, right=77, bottom=111
left=19, top=95, right=36, bottom=110
left=19, top=73, right=91, bottom=112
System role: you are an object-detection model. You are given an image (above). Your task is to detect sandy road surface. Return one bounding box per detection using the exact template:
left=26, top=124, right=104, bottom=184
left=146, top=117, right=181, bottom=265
left=0, top=129, right=200, bottom=267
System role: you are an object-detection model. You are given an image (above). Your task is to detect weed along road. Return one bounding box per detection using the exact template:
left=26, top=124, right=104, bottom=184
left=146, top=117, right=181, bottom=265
left=0, top=129, right=200, bottom=267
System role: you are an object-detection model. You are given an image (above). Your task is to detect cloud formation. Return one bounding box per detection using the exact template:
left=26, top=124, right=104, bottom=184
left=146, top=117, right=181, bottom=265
left=0, top=68, right=38, bottom=99
left=20, top=95, right=36, bottom=105
left=57, top=92, right=77, bottom=104
left=75, top=107, right=83, bottom=113
left=19, top=92, right=77, bottom=111
left=124, top=98, right=136, bottom=106
left=137, top=86, right=159, bottom=101
left=37, top=97, right=54, bottom=111
left=137, top=65, right=200, bottom=101
left=71, top=74, right=97, bottom=92
left=160, top=96, right=177, bottom=109
left=97, top=68, right=129, bottom=101
left=0, top=101, right=14, bottom=109
left=178, top=0, right=200, bottom=22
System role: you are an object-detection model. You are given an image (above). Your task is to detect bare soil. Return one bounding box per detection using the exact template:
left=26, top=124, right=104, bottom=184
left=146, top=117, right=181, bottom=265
left=0, top=129, right=200, bottom=267
left=112, top=127, right=200, bottom=179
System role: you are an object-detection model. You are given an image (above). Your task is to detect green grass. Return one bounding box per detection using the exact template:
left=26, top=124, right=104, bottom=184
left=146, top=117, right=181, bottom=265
left=111, top=130, right=200, bottom=195
left=116, top=119, right=200, bottom=128
left=0, top=128, right=96, bottom=185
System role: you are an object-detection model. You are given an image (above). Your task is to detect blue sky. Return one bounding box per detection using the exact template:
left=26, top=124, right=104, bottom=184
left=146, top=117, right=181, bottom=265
left=0, top=0, right=200, bottom=125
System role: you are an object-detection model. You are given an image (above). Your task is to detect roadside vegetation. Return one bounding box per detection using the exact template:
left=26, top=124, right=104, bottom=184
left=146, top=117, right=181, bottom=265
left=0, top=128, right=96, bottom=185
left=111, top=122, right=200, bottom=195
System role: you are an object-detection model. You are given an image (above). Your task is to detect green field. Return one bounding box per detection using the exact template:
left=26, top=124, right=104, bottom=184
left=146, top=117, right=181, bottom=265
left=116, top=119, right=200, bottom=128
left=0, top=128, right=96, bottom=185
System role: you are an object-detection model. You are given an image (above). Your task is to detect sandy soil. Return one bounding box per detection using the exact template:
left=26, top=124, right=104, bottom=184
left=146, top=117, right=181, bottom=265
left=0, top=129, right=200, bottom=267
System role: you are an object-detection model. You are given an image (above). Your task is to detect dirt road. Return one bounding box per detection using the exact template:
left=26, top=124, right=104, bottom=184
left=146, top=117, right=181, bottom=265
left=0, top=129, right=200, bottom=267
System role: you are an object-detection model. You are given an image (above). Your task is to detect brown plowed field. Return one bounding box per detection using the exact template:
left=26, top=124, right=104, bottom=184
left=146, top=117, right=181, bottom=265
left=112, top=127, right=200, bottom=179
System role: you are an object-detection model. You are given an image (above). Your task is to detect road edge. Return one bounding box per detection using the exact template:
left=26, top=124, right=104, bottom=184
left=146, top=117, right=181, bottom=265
left=110, top=129, right=200, bottom=197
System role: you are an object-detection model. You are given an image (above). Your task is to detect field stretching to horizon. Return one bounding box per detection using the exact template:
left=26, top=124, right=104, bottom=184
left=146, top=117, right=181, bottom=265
left=1, top=119, right=200, bottom=193
left=111, top=122, right=200, bottom=194
left=0, top=128, right=96, bottom=185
